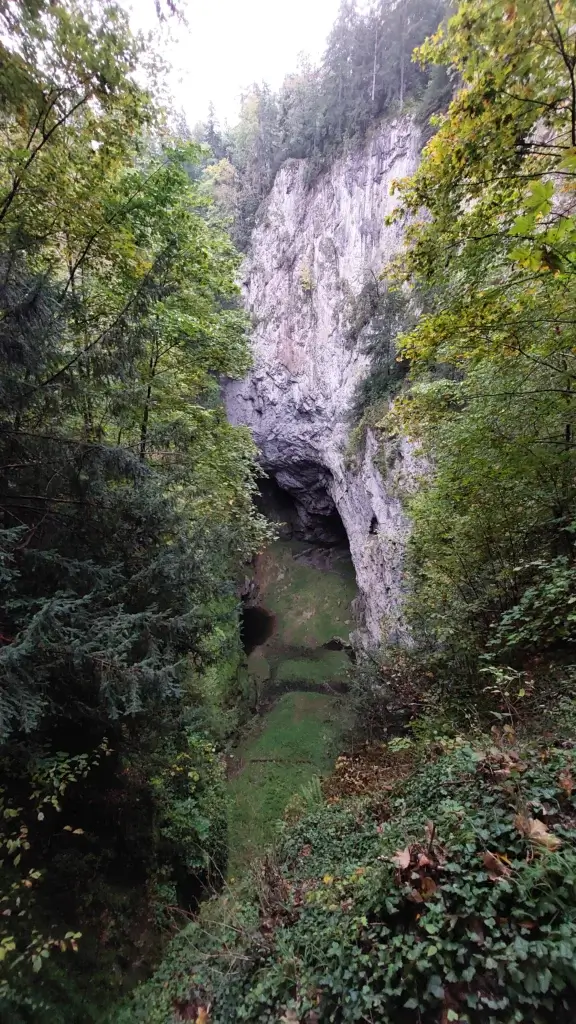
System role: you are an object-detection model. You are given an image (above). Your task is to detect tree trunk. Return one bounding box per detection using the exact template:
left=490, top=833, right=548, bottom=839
left=139, top=345, right=158, bottom=461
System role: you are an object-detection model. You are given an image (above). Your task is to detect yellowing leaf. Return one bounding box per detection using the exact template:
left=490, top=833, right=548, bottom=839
left=482, top=851, right=512, bottom=880
left=514, top=815, right=562, bottom=851
left=559, top=769, right=574, bottom=797
left=421, top=876, right=438, bottom=898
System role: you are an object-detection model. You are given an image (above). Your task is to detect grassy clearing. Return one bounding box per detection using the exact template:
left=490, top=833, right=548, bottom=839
left=252, top=539, right=358, bottom=691
left=275, top=651, right=349, bottom=685
left=227, top=691, right=345, bottom=875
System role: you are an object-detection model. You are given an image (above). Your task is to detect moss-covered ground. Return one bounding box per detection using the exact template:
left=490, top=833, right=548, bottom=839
left=246, top=539, right=357, bottom=689
left=227, top=692, right=343, bottom=874
left=228, top=539, right=358, bottom=874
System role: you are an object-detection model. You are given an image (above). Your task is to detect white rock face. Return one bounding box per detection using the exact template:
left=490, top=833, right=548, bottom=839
left=226, top=117, right=422, bottom=645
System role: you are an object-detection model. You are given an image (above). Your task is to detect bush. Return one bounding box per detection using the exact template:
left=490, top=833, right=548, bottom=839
left=488, top=553, right=576, bottom=656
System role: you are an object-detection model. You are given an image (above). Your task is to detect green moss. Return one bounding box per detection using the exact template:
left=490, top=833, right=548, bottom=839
left=227, top=692, right=345, bottom=874
left=275, top=651, right=349, bottom=685
left=257, top=540, right=357, bottom=650
left=228, top=540, right=358, bottom=873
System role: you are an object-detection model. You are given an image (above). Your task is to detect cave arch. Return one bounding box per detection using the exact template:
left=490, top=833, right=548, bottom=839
left=256, top=463, right=349, bottom=548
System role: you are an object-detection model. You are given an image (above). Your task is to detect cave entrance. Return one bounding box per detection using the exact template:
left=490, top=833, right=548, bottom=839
left=241, top=605, right=276, bottom=655
left=256, top=464, right=349, bottom=549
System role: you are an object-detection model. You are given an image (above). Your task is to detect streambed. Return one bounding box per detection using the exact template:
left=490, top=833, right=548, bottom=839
left=228, top=538, right=358, bottom=873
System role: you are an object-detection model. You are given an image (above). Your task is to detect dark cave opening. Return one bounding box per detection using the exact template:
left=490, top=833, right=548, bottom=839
left=241, top=605, right=276, bottom=655
left=256, top=466, right=349, bottom=548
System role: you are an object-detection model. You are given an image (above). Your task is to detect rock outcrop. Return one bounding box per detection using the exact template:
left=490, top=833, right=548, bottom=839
left=226, top=117, right=422, bottom=645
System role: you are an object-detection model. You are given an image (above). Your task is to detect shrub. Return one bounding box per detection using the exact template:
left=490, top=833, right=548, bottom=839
left=488, top=554, right=576, bottom=656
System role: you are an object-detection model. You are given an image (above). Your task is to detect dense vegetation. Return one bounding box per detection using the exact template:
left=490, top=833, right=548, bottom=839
left=5, top=0, right=576, bottom=1021
left=392, top=0, right=576, bottom=682
left=120, top=0, right=576, bottom=1021
left=0, top=1, right=268, bottom=1019
left=194, top=0, right=453, bottom=247
left=120, top=726, right=576, bottom=1024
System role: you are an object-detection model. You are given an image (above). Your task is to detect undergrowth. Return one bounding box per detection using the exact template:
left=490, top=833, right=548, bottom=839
left=116, top=717, right=576, bottom=1024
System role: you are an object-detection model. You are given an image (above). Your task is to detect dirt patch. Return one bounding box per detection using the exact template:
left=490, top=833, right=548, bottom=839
left=253, top=547, right=283, bottom=594
left=323, top=743, right=416, bottom=802
left=292, top=545, right=351, bottom=571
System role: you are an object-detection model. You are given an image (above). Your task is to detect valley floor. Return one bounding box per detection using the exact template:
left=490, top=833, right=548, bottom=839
left=228, top=538, right=358, bottom=873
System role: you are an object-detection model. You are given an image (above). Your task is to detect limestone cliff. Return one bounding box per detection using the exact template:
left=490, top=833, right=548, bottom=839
left=226, top=117, right=422, bottom=645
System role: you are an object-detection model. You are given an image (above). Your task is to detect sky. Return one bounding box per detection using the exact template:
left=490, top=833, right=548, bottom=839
left=124, top=0, right=342, bottom=128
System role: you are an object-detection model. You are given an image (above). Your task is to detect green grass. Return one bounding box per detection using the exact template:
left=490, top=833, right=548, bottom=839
left=228, top=539, right=358, bottom=875
left=275, top=651, right=349, bottom=685
left=227, top=692, right=344, bottom=874
left=257, top=541, right=357, bottom=648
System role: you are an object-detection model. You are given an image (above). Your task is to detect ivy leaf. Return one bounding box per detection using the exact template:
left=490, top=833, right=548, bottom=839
left=427, top=975, right=445, bottom=999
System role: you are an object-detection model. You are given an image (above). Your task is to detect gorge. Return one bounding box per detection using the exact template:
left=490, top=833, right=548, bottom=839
left=5, top=1, right=576, bottom=1020
left=226, top=116, right=423, bottom=646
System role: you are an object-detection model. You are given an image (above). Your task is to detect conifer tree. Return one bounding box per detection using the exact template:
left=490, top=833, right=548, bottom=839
left=0, top=1, right=267, bottom=1013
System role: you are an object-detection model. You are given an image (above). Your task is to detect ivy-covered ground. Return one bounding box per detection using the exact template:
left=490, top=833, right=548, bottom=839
left=118, top=729, right=576, bottom=1024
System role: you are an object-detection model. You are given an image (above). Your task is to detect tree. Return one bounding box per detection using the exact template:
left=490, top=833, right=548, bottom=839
left=391, top=0, right=576, bottom=672
left=0, top=1, right=268, bottom=1015
left=197, top=1, right=452, bottom=247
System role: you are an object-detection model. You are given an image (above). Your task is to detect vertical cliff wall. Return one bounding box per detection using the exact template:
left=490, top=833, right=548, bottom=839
left=226, top=117, right=422, bottom=645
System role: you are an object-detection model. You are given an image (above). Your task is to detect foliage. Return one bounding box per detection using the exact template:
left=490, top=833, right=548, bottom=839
left=0, top=745, right=105, bottom=988
left=388, top=0, right=576, bottom=676
left=0, top=0, right=269, bottom=1014
left=299, top=264, right=314, bottom=294
left=348, top=281, right=413, bottom=427
left=118, top=734, right=576, bottom=1023
left=150, top=734, right=228, bottom=887
left=488, top=548, right=576, bottom=656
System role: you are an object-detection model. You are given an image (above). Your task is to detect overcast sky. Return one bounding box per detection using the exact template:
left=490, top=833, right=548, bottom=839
left=123, top=0, right=342, bottom=128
